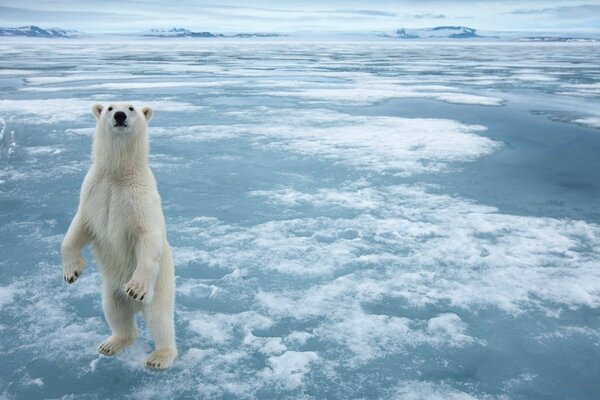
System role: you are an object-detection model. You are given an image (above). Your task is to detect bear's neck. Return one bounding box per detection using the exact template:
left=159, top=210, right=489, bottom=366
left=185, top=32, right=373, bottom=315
left=92, top=131, right=149, bottom=180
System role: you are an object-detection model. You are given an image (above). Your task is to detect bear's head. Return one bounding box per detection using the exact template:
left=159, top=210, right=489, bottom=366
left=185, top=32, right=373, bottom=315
left=92, top=103, right=152, bottom=136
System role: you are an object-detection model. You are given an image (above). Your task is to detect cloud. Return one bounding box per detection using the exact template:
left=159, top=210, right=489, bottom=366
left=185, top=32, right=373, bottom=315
left=0, top=5, right=142, bottom=21
left=1, top=1, right=597, bottom=32
left=412, top=13, right=446, bottom=19
left=203, top=6, right=399, bottom=18
left=338, top=9, right=398, bottom=17
left=507, top=4, right=600, bottom=18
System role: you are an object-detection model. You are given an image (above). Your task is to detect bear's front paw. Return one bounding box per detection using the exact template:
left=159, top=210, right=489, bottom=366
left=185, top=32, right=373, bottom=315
left=124, top=279, right=153, bottom=303
left=62, top=253, right=85, bottom=284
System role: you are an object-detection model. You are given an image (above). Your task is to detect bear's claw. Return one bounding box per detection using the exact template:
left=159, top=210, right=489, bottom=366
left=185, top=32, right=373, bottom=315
left=124, top=279, right=152, bottom=304
left=62, top=254, right=85, bottom=284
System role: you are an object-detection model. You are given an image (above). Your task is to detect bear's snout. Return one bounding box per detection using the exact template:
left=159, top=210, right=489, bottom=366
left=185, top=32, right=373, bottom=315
left=114, top=111, right=127, bottom=126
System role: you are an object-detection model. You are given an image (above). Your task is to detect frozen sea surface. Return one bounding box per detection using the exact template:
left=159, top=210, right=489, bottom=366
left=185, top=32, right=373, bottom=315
left=1, top=39, right=600, bottom=399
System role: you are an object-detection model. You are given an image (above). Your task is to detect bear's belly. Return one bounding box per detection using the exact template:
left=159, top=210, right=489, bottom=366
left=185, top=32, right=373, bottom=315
left=84, top=183, right=142, bottom=284
left=91, top=231, right=137, bottom=285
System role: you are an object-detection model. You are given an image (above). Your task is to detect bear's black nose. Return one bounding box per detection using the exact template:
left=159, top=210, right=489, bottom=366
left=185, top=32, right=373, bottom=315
left=114, top=111, right=127, bottom=124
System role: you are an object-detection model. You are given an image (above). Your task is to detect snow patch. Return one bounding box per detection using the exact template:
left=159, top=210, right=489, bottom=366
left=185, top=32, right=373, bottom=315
left=0, top=282, right=19, bottom=310
left=235, top=108, right=499, bottom=176
left=261, top=351, right=319, bottom=390
left=389, top=380, right=500, bottom=400
left=574, top=117, right=600, bottom=129
left=264, top=86, right=503, bottom=106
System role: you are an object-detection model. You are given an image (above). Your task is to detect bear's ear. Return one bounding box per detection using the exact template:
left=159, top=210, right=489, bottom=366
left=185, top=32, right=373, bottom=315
left=92, top=104, right=103, bottom=119
left=142, top=106, right=153, bottom=121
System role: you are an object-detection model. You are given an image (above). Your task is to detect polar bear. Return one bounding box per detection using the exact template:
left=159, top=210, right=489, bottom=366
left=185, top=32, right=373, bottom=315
left=61, top=103, right=176, bottom=369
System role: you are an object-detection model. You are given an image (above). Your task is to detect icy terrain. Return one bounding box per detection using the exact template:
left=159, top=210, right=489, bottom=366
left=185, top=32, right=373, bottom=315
left=1, top=39, right=600, bottom=399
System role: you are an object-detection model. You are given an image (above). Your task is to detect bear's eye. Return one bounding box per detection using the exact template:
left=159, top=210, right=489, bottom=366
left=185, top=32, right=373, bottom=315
left=108, top=107, right=113, bottom=111
left=129, top=107, right=134, bottom=111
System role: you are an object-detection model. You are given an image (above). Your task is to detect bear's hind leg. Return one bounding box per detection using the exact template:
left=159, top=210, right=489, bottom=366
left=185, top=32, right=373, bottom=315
left=98, top=289, right=138, bottom=356
left=143, top=294, right=177, bottom=369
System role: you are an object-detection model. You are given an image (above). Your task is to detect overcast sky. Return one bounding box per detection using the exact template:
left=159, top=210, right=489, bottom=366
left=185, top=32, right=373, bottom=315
left=0, top=0, right=599, bottom=33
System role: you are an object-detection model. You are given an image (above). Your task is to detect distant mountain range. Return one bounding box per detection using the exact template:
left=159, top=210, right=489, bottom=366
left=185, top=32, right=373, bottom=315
left=382, top=26, right=600, bottom=41
left=387, top=26, right=479, bottom=39
left=142, top=28, right=283, bottom=38
left=0, top=25, right=597, bottom=42
left=515, top=36, right=600, bottom=42
left=0, top=25, right=80, bottom=38
left=0, top=25, right=283, bottom=39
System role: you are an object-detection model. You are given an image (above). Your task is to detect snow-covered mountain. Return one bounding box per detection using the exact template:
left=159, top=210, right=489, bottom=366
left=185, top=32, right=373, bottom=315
left=390, top=26, right=479, bottom=39
left=192, top=32, right=225, bottom=38
left=0, top=26, right=80, bottom=38
left=143, top=28, right=225, bottom=37
left=142, top=28, right=282, bottom=38
left=230, top=33, right=283, bottom=38
left=516, top=36, right=599, bottom=42
left=143, top=28, right=194, bottom=37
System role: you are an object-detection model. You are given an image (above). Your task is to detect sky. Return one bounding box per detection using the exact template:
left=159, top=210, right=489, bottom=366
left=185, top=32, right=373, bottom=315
left=0, top=0, right=599, bottom=33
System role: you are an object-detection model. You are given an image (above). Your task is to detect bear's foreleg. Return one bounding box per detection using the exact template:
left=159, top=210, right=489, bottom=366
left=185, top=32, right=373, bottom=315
left=61, top=212, right=90, bottom=284
left=124, top=229, right=162, bottom=304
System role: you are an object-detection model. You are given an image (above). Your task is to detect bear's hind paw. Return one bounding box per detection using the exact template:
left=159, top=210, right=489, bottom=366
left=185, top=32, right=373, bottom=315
left=98, top=336, right=134, bottom=356
left=145, top=348, right=176, bottom=369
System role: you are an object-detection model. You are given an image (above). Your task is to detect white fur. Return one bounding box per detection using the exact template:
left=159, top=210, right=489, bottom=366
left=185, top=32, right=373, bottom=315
left=61, top=103, right=177, bottom=369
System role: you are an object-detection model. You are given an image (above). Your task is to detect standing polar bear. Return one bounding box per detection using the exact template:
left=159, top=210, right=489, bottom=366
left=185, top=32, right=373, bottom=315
left=61, top=103, right=176, bottom=369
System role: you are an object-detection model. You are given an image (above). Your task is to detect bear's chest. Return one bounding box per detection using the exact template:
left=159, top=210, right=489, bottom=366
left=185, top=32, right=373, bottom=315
left=83, top=179, right=143, bottom=242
